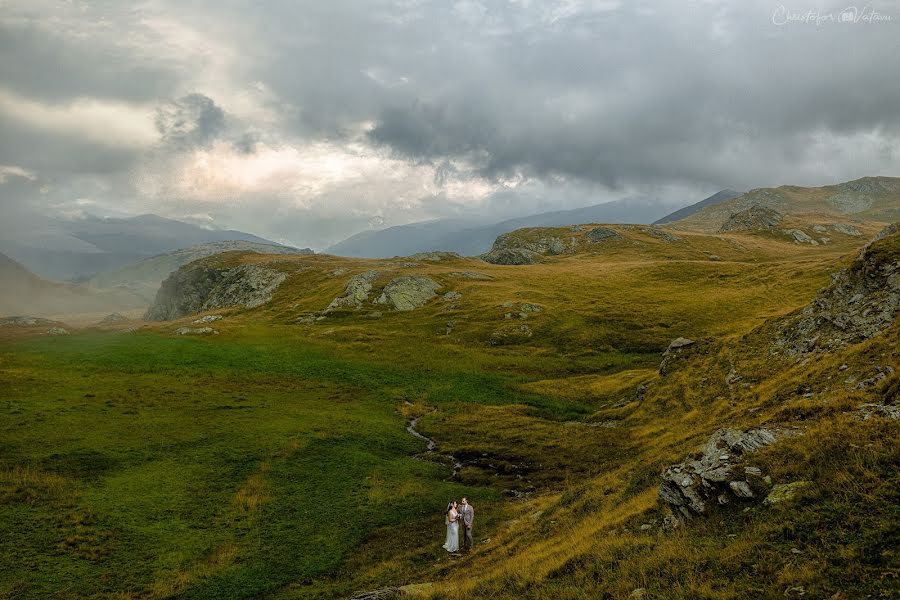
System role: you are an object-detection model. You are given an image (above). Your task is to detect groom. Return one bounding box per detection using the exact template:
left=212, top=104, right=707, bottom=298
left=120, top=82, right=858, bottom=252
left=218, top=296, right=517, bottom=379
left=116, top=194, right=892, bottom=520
left=458, top=496, right=474, bottom=552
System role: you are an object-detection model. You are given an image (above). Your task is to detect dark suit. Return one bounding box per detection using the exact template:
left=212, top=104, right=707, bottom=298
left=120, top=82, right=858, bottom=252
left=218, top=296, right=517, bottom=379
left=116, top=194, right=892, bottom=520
left=459, top=504, right=474, bottom=550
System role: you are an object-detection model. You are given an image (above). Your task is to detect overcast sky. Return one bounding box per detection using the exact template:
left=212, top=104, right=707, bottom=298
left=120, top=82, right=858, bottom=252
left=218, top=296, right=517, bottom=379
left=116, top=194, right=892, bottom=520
left=1, top=0, right=898, bottom=248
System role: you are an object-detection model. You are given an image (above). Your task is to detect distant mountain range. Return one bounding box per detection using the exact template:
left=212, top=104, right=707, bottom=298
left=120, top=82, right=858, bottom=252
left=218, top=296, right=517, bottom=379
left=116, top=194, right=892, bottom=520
left=327, top=197, right=689, bottom=258
left=88, top=241, right=313, bottom=302
left=0, top=252, right=145, bottom=316
left=0, top=213, right=306, bottom=281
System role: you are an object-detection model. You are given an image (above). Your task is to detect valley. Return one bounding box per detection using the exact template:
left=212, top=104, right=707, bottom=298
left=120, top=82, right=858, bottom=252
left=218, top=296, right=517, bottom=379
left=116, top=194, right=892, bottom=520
left=1, top=179, right=898, bottom=599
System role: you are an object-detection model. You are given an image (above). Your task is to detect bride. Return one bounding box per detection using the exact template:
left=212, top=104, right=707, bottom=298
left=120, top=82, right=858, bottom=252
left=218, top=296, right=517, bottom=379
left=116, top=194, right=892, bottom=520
left=442, top=500, right=460, bottom=553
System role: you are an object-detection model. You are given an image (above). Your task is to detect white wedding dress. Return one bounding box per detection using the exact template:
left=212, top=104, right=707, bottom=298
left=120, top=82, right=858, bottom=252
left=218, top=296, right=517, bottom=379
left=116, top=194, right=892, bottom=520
left=443, top=510, right=459, bottom=552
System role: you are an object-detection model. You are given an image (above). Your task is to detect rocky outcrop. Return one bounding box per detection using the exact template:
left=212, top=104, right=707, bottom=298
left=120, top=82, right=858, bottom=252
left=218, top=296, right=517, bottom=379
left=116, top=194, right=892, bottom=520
left=98, top=312, right=129, bottom=325
left=787, top=229, right=818, bottom=245
left=175, top=326, right=218, bottom=335
left=408, top=251, right=460, bottom=262
left=586, top=226, right=622, bottom=243
left=773, top=228, right=899, bottom=356
left=718, top=205, right=783, bottom=233
left=659, top=428, right=779, bottom=518
left=325, top=270, right=380, bottom=312
left=659, top=337, right=696, bottom=375
left=482, top=247, right=543, bottom=265
left=0, top=316, right=61, bottom=327
left=482, top=229, right=576, bottom=265
left=375, top=276, right=441, bottom=311
left=832, top=223, right=862, bottom=237
left=145, top=264, right=287, bottom=321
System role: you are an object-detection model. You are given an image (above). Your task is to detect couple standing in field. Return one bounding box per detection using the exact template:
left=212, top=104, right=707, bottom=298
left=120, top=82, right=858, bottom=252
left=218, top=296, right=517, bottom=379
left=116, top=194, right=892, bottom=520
left=442, top=497, right=474, bottom=554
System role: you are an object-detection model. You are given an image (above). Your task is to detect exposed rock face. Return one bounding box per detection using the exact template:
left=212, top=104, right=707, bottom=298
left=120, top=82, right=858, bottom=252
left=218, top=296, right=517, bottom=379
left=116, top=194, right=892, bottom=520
left=447, top=271, right=493, bottom=280
left=764, top=481, right=811, bottom=505
left=145, top=264, right=287, bottom=321
left=832, top=223, right=862, bottom=237
left=659, top=337, right=696, bottom=375
left=659, top=428, right=779, bottom=518
left=408, top=251, right=460, bottom=262
left=787, top=229, right=818, bottom=245
left=586, top=226, right=622, bottom=243
left=175, top=326, right=218, bottom=335
left=192, top=315, right=222, bottom=324
left=482, top=247, right=543, bottom=265
left=0, top=316, right=61, bottom=327
left=773, top=229, right=899, bottom=356
left=482, top=230, right=576, bottom=264
left=99, top=312, right=128, bottom=324
left=376, top=276, right=441, bottom=311
left=642, top=227, right=681, bottom=242
left=325, top=270, right=380, bottom=311
left=718, top=205, right=784, bottom=233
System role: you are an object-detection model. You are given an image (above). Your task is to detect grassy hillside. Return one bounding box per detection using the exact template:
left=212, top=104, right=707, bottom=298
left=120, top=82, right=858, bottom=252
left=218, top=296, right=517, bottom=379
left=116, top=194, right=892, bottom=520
left=1, top=220, right=896, bottom=599
left=671, top=176, right=900, bottom=232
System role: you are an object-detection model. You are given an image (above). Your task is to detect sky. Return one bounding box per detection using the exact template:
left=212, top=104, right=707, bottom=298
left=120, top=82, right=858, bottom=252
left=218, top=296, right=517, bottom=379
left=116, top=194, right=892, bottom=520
left=0, top=0, right=898, bottom=249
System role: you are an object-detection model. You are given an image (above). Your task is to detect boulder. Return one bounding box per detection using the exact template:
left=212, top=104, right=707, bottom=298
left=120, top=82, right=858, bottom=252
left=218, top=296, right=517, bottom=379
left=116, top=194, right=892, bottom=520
left=443, top=291, right=463, bottom=301
left=408, top=251, right=460, bottom=262
left=659, top=427, right=778, bottom=518
left=773, top=229, right=900, bottom=356
left=718, top=205, right=784, bottom=233
left=787, top=229, right=818, bottom=245
left=175, top=326, right=218, bottom=335
left=145, top=264, right=287, bottom=321
left=375, top=276, right=441, bottom=311
left=482, top=247, right=543, bottom=265
left=659, top=337, right=696, bottom=375
left=764, top=481, right=811, bottom=506
left=192, top=315, right=222, bottom=324
left=325, top=270, right=380, bottom=311
left=832, top=223, right=862, bottom=237
left=586, top=226, right=622, bottom=243
left=99, top=312, right=128, bottom=325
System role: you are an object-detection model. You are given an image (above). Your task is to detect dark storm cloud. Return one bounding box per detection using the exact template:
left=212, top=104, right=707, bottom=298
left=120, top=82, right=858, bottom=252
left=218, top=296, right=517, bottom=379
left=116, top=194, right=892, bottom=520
left=155, top=94, right=226, bottom=150
left=0, top=0, right=898, bottom=248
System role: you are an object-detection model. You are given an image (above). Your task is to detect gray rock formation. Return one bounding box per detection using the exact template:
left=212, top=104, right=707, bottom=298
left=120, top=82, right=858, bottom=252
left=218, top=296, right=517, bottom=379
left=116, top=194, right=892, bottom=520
left=787, top=229, right=818, bottom=245
left=325, top=270, right=380, bottom=311
left=145, top=264, right=287, bottom=321
left=586, top=226, right=622, bottom=243
left=175, top=326, right=218, bottom=335
left=482, top=247, right=543, bottom=265
left=447, top=271, right=493, bottom=280
left=832, top=223, right=862, bottom=237
left=408, top=251, right=461, bottom=262
left=1, top=316, right=62, bottom=327
left=773, top=229, right=899, bottom=356
left=718, top=205, right=784, bottom=233
left=375, top=276, right=441, bottom=311
left=659, top=428, right=778, bottom=518
left=192, top=315, right=222, bottom=324
left=642, top=227, right=681, bottom=242
left=659, top=337, right=696, bottom=375
left=482, top=229, right=576, bottom=264
left=99, top=312, right=129, bottom=324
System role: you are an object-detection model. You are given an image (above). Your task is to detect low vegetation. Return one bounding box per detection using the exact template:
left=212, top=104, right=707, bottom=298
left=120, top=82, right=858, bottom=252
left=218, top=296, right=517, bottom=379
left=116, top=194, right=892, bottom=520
left=1, top=212, right=897, bottom=598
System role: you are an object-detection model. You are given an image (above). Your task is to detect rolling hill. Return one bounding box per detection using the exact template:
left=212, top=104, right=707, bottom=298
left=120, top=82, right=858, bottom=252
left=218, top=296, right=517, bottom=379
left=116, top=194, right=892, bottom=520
left=0, top=251, right=145, bottom=316
left=88, top=241, right=313, bottom=303
left=652, top=189, right=742, bottom=224
left=1, top=175, right=897, bottom=599
left=0, top=213, right=299, bottom=281
left=327, top=197, right=683, bottom=258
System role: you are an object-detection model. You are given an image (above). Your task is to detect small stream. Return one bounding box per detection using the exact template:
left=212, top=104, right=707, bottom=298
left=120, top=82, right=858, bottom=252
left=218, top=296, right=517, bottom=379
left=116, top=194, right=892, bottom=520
left=406, top=416, right=462, bottom=474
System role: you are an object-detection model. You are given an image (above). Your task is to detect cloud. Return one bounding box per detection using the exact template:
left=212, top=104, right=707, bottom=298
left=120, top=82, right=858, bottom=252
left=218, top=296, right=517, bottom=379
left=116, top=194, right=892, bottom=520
left=0, top=164, right=36, bottom=183
left=155, top=93, right=226, bottom=149
left=0, top=0, right=898, bottom=249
